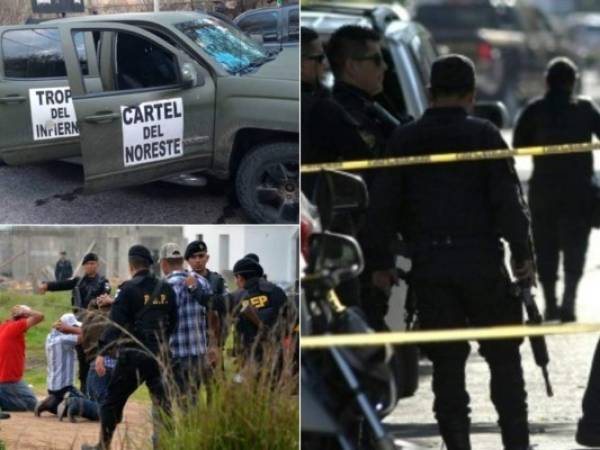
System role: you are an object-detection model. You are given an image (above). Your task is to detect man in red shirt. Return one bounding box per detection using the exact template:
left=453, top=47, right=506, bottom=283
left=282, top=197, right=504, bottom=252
left=0, top=305, right=44, bottom=414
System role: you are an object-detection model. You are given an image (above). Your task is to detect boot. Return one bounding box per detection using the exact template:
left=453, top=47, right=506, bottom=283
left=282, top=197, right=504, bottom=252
left=577, top=418, right=600, bottom=447
left=439, top=420, right=471, bottom=450
left=499, top=417, right=530, bottom=450
left=541, top=282, right=559, bottom=321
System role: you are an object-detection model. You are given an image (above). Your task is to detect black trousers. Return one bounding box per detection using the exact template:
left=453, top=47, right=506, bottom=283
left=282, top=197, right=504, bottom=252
left=413, top=270, right=529, bottom=450
left=77, top=345, right=90, bottom=394
left=99, top=351, right=169, bottom=448
left=45, top=385, right=82, bottom=414
left=581, top=338, right=600, bottom=427
left=531, top=208, right=591, bottom=288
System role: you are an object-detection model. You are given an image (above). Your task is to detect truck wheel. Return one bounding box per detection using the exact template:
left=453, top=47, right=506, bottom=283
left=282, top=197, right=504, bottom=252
left=236, top=142, right=298, bottom=224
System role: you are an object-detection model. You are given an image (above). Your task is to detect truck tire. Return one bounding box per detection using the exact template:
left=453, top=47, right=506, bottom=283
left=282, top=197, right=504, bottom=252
left=235, top=142, right=298, bottom=224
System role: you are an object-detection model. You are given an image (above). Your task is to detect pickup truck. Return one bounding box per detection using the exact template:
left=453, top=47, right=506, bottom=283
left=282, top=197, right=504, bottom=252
left=235, top=4, right=299, bottom=49
left=302, top=3, right=437, bottom=122
left=412, top=0, right=578, bottom=119
left=0, top=11, right=299, bottom=223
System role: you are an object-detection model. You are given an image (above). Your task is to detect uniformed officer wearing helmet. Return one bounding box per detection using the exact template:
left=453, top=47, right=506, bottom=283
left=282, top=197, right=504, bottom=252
left=366, top=54, right=534, bottom=450
left=233, top=257, right=287, bottom=364
left=82, top=245, right=177, bottom=450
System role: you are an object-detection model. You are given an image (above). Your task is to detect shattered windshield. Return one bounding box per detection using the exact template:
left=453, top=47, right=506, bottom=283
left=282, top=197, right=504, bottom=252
left=175, top=17, right=270, bottom=74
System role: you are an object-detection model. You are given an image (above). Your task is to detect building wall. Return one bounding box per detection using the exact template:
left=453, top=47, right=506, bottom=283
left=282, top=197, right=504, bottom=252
left=0, top=226, right=184, bottom=281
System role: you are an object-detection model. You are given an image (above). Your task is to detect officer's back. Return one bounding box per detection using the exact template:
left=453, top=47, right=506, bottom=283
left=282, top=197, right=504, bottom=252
left=390, top=109, right=514, bottom=243
left=233, top=258, right=286, bottom=348
left=368, top=55, right=530, bottom=277
left=100, top=245, right=177, bottom=357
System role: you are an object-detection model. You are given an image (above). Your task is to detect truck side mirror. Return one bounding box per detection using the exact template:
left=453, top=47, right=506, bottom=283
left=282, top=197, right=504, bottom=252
left=181, top=62, right=204, bottom=88
left=313, top=170, right=369, bottom=231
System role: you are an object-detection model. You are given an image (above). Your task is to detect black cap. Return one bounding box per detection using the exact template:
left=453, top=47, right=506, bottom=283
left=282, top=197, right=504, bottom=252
left=185, top=240, right=208, bottom=260
left=430, top=54, right=476, bottom=97
left=82, top=253, right=98, bottom=265
left=546, top=57, right=578, bottom=91
left=60, top=251, right=67, bottom=255
left=233, top=257, right=264, bottom=279
left=128, top=245, right=153, bottom=265
left=244, top=253, right=260, bottom=263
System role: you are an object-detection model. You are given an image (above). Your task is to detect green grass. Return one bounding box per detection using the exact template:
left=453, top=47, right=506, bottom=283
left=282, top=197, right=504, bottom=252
left=157, top=344, right=299, bottom=450
left=0, top=290, right=150, bottom=401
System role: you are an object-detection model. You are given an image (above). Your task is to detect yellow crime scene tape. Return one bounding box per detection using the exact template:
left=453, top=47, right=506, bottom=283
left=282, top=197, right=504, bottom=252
left=301, top=141, right=600, bottom=173
left=301, top=322, right=600, bottom=349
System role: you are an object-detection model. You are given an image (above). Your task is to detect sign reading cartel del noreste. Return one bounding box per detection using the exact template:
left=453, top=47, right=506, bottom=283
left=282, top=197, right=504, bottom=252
left=29, top=87, right=79, bottom=141
left=121, top=98, right=184, bottom=167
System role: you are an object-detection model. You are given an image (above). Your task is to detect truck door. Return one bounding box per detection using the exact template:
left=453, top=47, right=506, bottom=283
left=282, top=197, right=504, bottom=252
left=58, top=22, right=215, bottom=192
left=0, top=25, right=99, bottom=164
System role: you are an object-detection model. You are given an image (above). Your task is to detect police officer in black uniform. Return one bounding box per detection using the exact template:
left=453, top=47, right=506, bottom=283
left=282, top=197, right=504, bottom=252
left=324, top=24, right=417, bottom=328
left=365, top=55, right=534, bottom=450
left=514, top=57, right=600, bottom=322
left=301, top=26, right=367, bottom=197
left=41, top=252, right=110, bottom=394
left=233, top=257, right=286, bottom=364
left=55, top=251, right=73, bottom=281
left=327, top=25, right=407, bottom=186
left=81, top=245, right=176, bottom=450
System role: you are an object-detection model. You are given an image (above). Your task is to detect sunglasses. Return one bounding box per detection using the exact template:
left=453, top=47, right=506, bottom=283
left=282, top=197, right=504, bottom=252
left=304, top=53, right=326, bottom=64
left=353, top=53, right=384, bottom=67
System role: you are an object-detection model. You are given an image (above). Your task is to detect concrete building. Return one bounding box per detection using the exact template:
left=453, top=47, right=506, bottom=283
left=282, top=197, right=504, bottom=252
left=0, top=226, right=185, bottom=281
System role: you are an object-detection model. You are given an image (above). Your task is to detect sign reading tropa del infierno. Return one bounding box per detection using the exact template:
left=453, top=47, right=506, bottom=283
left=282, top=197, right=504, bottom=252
left=29, top=87, right=79, bottom=141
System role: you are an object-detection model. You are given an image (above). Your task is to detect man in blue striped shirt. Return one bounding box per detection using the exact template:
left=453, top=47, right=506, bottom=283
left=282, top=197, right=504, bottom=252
left=160, top=243, right=212, bottom=402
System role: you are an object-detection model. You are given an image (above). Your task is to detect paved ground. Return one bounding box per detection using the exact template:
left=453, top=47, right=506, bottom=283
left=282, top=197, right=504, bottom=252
left=0, top=161, right=247, bottom=224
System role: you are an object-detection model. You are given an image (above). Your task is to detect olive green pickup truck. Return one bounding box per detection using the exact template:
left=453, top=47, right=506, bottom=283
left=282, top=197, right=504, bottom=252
left=0, top=11, right=299, bottom=223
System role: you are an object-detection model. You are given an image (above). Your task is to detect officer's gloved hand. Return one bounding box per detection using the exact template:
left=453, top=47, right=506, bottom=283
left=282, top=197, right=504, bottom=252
left=371, top=269, right=399, bottom=297
left=511, top=259, right=536, bottom=287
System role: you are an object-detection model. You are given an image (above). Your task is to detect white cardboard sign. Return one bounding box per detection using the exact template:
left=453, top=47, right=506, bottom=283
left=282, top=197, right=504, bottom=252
left=121, top=98, right=184, bottom=167
left=29, top=87, right=79, bottom=141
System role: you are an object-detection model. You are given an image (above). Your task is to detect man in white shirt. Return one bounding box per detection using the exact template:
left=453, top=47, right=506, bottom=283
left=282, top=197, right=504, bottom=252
left=35, top=313, right=83, bottom=416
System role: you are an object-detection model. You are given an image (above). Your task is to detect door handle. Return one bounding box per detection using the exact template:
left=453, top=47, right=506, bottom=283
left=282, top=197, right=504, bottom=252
left=84, top=112, right=121, bottom=124
left=0, top=95, right=26, bottom=104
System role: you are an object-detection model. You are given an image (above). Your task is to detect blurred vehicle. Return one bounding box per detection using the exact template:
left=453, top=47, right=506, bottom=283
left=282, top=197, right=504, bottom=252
left=566, top=13, right=600, bottom=68
left=302, top=2, right=435, bottom=121
left=235, top=4, right=299, bottom=49
left=411, top=0, right=579, bottom=119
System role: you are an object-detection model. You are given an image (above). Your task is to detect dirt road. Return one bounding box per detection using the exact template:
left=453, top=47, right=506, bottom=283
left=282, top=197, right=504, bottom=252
left=0, top=400, right=152, bottom=450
